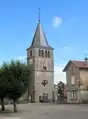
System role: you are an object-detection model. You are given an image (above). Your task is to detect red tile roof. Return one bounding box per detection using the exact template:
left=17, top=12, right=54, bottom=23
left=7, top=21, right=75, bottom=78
left=63, top=60, right=88, bottom=72
left=72, top=60, right=88, bottom=68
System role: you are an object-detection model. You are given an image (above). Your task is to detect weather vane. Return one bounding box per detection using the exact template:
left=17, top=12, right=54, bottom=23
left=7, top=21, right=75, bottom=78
left=38, top=8, right=40, bottom=22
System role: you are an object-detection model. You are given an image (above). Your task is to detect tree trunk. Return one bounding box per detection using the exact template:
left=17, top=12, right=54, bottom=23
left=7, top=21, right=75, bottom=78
left=1, top=98, right=5, bottom=111
left=13, top=100, right=17, bottom=112
left=27, top=90, right=30, bottom=102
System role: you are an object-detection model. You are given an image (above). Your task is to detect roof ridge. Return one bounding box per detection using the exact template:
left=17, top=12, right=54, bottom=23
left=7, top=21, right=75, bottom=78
left=63, top=59, right=88, bottom=72
left=71, top=60, right=84, bottom=62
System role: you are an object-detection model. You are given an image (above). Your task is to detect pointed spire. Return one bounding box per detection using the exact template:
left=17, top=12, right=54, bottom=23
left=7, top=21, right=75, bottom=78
left=31, top=23, right=49, bottom=47
left=30, top=10, right=53, bottom=49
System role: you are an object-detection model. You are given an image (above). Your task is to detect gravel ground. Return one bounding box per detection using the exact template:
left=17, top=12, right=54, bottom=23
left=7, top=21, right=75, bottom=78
left=0, top=103, right=88, bottom=119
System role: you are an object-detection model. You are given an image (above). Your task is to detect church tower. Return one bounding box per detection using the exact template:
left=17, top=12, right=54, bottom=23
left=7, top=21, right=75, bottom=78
left=26, top=14, right=54, bottom=102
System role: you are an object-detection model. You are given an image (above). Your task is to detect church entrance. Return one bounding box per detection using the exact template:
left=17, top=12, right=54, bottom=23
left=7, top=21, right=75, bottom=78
left=39, top=93, right=48, bottom=103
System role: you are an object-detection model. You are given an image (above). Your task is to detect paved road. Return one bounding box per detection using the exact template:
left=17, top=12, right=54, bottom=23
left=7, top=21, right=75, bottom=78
left=0, top=103, right=88, bottom=119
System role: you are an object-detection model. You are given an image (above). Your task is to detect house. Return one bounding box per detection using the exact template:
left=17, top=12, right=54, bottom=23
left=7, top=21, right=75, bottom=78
left=63, top=57, right=88, bottom=103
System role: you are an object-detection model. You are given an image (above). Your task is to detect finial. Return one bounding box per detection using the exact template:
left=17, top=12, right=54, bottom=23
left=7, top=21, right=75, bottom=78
left=38, top=8, right=40, bottom=22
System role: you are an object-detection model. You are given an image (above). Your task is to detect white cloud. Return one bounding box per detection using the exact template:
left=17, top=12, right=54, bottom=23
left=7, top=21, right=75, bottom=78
left=63, top=46, right=71, bottom=51
left=52, top=16, right=62, bottom=28
left=7, top=56, right=27, bottom=63
left=15, top=56, right=26, bottom=60
left=54, top=64, right=66, bottom=84
left=63, top=46, right=70, bottom=50
left=61, top=46, right=72, bottom=55
left=0, top=56, right=27, bottom=66
left=14, top=56, right=27, bottom=63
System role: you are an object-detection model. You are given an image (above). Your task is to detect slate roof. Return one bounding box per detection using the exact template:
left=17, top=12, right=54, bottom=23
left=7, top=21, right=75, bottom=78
left=29, top=21, right=53, bottom=49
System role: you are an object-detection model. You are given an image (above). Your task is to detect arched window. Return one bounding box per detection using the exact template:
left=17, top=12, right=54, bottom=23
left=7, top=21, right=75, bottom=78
left=45, top=51, right=47, bottom=57
left=42, top=50, right=44, bottom=57
left=30, top=50, right=32, bottom=57
left=48, top=51, right=50, bottom=58
left=39, top=50, right=41, bottom=56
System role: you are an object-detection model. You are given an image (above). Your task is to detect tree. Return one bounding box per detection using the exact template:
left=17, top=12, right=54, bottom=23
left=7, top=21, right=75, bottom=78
left=6, top=60, right=33, bottom=112
left=0, top=60, right=33, bottom=112
left=57, top=81, right=65, bottom=100
left=0, top=63, right=9, bottom=111
left=7, top=80, right=26, bottom=112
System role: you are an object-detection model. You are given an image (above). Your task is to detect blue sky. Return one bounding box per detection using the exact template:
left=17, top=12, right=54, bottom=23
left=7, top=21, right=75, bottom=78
left=0, top=0, right=88, bottom=83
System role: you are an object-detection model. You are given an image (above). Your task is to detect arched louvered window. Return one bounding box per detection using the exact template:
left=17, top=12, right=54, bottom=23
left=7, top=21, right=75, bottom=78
left=42, top=50, right=44, bottom=57
left=30, top=50, right=32, bottom=57
left=45, top=51, right=47, bottom=57
left=39, top=50, right=41, bottom=56
left=48, top=51, right=50, bottom=58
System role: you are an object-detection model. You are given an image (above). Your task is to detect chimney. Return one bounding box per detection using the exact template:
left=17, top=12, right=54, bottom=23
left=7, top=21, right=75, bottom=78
left=84, top=57, right=88, bottom=65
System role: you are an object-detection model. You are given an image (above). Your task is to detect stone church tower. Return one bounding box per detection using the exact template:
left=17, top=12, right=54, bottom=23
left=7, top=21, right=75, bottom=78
left=26, top=19, right=54, bottom=102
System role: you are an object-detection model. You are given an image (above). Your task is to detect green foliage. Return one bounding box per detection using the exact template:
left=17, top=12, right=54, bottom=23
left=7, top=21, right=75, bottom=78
left=6, top=60, right=33, bottom=101
left=0, top=60, right=33, bottom=112
left=8, top=60, right=33, bottom=88
left=0, top=63, right=9, bottom=98
left=0, top=73, right=8, bottom=98
left=58, top=81, right=64, bottom=96
left=0, top=63, right=10, bottom=111
left=7, top=80, right=26, bottom=101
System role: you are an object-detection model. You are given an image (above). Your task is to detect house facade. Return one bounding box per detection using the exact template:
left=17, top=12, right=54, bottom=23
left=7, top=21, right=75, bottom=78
left=26, top=20, right=54, bottom=102
left=63, top=58, right=88, bottom=103
left=64, top=84, right=67, bottom=99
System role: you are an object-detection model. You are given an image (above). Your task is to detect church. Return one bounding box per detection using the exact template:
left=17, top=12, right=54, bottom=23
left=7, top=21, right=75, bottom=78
left=26, top=17, right=54, bottom=102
